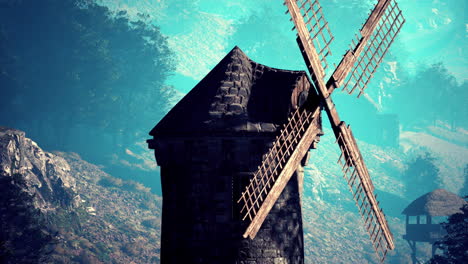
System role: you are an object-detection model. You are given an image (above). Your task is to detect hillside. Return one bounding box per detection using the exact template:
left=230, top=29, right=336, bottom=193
left=1, top=125, right=465, bottom=263
left=301, top=125, right=467, bottom=263
left=0, top=127, right=162, bottom=264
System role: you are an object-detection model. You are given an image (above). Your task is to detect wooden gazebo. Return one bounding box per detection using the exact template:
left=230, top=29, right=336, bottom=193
left=402, top=189, right=466, bottom=263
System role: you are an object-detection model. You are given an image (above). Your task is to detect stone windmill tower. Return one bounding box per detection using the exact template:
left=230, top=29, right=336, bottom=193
left=149, top=0, right=405, bottom=263
left=148, top=46, right=320, bottom=263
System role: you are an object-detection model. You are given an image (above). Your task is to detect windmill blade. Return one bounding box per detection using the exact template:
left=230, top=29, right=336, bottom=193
left=239, top=1, right=399, bottom=262
left=336, top=123, right=395, bottom=262
left=238, top=107, right=321, bottom=239
left=287, top=0, right=334, bottom=72
left=339, top=0, right=405, bottom=97
left=239, top=0, right=332, bottom=240
left=285, top=0, right=333, bottom=94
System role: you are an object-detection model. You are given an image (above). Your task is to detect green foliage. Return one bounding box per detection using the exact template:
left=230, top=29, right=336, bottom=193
left=121, top=238, right=146, bottom=257
left=76, top=251, right=102, bottom=264
left=0, top=0, right=176, bottom=164
left=121, top=242, right=139, bottom=256
left=91, top=241, right=111, bottom=262
left=131, top=181, right=151, bottom=193
left=48, top=209, right=82, bottom=235
left=460, top=164, right=468, bottom=197
left=403, top=152, right=441, bottom=199
left=98, top=176, right=123, bottom=188
left=120, top=180, right=151, bottom=193
left=141, top=218, right=159, bottom=229
left=139, top=199, right=156, bottom=210
left=0, top=175, right=55, bottom=263
left=392, top=63, right=468, bottom=128
left=428, top=198, right=468, bottom=264
left=99, top=175, right=152, bottom=193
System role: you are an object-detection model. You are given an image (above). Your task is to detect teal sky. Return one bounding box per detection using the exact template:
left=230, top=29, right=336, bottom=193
left=98, top=0, right=467, bottom=133
left=98, top=0, right=468, bottom=195
left=93, top=2, right=467, bottom=260
left=98, top=0, right=467, bottom=92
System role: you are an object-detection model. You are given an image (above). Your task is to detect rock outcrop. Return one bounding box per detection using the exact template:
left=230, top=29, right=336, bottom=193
left=0, top=127, right=78, bottom=211
left=0, top=127, right=162, bottom=263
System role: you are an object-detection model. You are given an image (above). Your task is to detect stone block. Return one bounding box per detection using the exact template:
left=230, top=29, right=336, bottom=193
left=247, top=122, right=261, bottom=132
left=262, top=249, right=278, bottom=258
left=208, top=111, right=223, bottom=119
left=239, top=88, right=249, bottom=97
left=211, top=103, right=227, bottom=112
left=239, top=72, right=250, bottom=82
left=274, top=257, right=286, bottom=264
left=228, top=103, right=244, bottom=114
left=258, top=259, right=275, bottom=264
left=260, top=123, right=277, bottom=132
left=229, top=87, right=239, bottom=95
left=212, top=95, right=223, bottom=104
left=219, top=86, right=230, bottom=94
left=248, top=248, right=264, bottom=258
left=221, top=81, right=234, bottom=87
left=231, top=72, right=241, bottom=81
left=232, top=63, right=241, bottom=71
left=223, top=95, right=239, bottom=104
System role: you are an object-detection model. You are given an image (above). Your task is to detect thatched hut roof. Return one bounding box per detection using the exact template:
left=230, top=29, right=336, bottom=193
left=402, top=189, right=467, bottom=216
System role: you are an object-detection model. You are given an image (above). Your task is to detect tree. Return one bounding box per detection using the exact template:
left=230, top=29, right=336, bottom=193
left=0, top=0, right=175, bottom=156
left=403, top=152, right=441, bottom=200
left=459, top=165, right=468, bottom=197
left=428, top=198, right=468, bottom=264
left=0, top=174, right=55, bottom=263
left=392, top=63, right=468, bottom=129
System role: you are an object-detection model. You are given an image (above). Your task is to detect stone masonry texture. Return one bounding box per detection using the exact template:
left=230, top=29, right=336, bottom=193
left=148, top=46, right=322, bottom=264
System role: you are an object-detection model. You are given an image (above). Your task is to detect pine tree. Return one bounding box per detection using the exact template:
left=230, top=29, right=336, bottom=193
left=428, top=197, right=468, bottom=264
left=403, top=152, right=441, bottom=200
left=459, top=165, right=468, bottom=197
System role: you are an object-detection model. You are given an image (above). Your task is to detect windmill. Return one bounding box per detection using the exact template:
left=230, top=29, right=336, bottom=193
left=237, top=0, right=405, bottom=262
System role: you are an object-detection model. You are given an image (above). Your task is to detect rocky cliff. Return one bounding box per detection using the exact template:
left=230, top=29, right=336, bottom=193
left=0, top=127, right=78, bottom=211
left=0, top=127, right=162, bottom=263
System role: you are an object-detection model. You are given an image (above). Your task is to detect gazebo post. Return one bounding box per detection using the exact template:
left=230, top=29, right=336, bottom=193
left=431, top=243, right=436, bottom=257
left=406, top=239, right=417, bottom=264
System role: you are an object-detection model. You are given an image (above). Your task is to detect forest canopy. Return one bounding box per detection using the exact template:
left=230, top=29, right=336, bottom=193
left=0, top=0, right=175, bottom=177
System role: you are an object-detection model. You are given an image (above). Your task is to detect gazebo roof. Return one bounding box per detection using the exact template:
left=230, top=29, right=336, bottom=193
left=149, top=46, right=320, bottom=137
left=402, top=189, right=467, bottom=216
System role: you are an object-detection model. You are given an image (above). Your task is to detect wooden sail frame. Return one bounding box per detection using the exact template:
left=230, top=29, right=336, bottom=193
left=238, top=0, right=404, bottom=262
left=341, top=0, right=405, bottom=97
left=238, top=107, right=321, bottom=238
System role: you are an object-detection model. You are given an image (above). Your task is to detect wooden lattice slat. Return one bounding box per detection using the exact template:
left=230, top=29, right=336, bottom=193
left=290, top=0, right=334, bottom=72
left=240, top=1, right=404, bottom=263
left=238, top=107, right=321, bottom=238
left=336, top=124, right=394, bottom=262
left=342, top=0, right=405, bottom=97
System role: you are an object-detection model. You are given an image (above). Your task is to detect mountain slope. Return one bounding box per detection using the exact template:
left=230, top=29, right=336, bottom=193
left=1, top=125, right=465, bottom=263
left=0, top=127, right=162, bottom=264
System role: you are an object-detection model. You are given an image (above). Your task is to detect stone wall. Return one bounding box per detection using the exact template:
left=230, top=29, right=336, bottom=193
left=150, top=136, right=304, bottom=264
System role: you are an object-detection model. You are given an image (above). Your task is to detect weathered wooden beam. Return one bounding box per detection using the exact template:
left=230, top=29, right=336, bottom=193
left=361, top=0, right=392, bottom=38
left=338, top=123, right=395, bottom=250
left=285, top=0, right=327, bottom=96
left=243, top=107, right=321, bottom=239
left=327, top=0, right=393, bottom=94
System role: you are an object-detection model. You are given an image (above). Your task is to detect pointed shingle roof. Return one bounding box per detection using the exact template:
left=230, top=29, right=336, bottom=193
left=150, top=46, right=319, bottom=137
